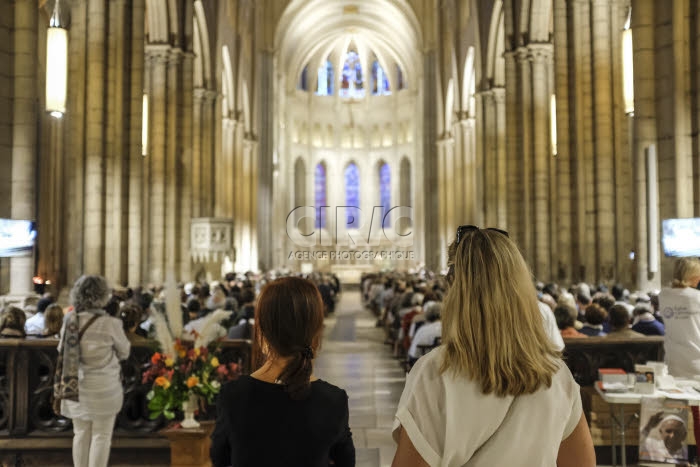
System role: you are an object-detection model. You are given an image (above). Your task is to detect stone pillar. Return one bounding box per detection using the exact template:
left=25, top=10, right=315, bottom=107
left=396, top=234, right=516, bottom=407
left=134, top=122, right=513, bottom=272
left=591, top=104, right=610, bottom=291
left=530, top=43, right=553, bottom=280
left=166, top=48, right=183, bottom=275
left=201, top=90, right=217, bottom=217
left=516, top=47, right=534, bottom=267
left=83, top=0, right=107, bottom=275
left=423, top=51, right=440, bottom=270
left=553, top=0, right=572, bottom=283
left=436, top=136, right=448, bottom=263
left=493, top=87, right=507, bottom=229
left=481, top=90, right=497, bottom=227
left=592, top=0, right=616, bottom=282
left=145, top=45, right=169, bottom=284
left=180, top=52, right=194, bottom=281
left=9, top=0, right=37, bottom=295
left=258, top=51, right=274, bottom=271
left=459, top=119, right=477, bottom=223
left=504, top=51, right=520, bottom=239
left=128, top=0, right=145, bottom=287
left=192, top=88, right=205, bottom=218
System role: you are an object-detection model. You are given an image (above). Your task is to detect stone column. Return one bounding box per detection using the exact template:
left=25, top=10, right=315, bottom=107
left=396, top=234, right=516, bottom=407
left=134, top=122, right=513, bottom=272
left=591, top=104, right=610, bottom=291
left=493, top=87, right=507, bottom=229
left=192, top=88, right=205, bottom=218
left=631, top=0, right=658, bottom=290
left=436, top=136, right=448, bottom=262
left=166, top=48, right=183, bottom=274
left=592, top=0, right=616, bottom=282
left=459, top=119, right=477, bottom=223
left=530, top=43, right=553, bottom=280
left=127, top=0, right=145, bottom=286
left=258, top=51, right=274, bottom=271
left=516, top=47, right=534, bottom=267
left=145, top=45, right=169, bottom=284
left=9, top=0, right=37, bottom=295
left=201, top=90, right=218, bottom=217
left=481, top=90, right=497, bottom=227
left=553, top=0, right=572, bottom=283
left=83, top=0, right=108, bottom=275
left=180, top=51, right=194, bottom=281
left=423, top=50, right=440, bottom=270
left=504, top=51, right=520, bottom=238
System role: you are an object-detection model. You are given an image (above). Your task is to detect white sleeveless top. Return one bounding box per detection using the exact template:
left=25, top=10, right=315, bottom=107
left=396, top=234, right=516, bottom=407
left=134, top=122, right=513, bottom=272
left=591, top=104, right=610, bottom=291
left=393, top=346, right=582, bottom=467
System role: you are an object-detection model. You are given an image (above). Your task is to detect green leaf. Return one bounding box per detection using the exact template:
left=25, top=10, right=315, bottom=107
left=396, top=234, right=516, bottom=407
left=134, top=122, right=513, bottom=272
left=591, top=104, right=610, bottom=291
left=164, top=409, right=175, bottom=420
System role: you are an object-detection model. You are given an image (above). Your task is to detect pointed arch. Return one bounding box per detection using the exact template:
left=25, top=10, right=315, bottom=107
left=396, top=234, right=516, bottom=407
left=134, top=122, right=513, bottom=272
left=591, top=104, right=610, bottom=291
left=194, top=1, right=212, bottom=88
left=486, top=4, right=506, bottom=87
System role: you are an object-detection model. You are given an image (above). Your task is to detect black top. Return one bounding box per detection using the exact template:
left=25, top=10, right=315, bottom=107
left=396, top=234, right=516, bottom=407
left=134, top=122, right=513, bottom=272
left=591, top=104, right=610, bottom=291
left=210, top=375, right=355, bottom=467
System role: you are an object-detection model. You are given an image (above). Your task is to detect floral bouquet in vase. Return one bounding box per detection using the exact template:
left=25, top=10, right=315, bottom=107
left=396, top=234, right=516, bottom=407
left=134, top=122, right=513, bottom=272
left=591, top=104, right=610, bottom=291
left=141, top=272, right=238, bottom=427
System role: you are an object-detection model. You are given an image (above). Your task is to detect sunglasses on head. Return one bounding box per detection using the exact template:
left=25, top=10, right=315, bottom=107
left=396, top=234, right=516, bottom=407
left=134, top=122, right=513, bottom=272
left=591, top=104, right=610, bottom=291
left=454, top=225, right=509, bottom=246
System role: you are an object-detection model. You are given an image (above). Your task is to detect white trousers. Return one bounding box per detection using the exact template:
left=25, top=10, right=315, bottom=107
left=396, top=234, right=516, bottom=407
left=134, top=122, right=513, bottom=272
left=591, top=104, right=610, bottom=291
left=71, top=414, right=117, bottom=467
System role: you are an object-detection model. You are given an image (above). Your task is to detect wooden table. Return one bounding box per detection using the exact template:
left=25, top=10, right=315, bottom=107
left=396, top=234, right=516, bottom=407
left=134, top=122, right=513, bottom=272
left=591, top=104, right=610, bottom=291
left=160, top=421, right=215, bottom=467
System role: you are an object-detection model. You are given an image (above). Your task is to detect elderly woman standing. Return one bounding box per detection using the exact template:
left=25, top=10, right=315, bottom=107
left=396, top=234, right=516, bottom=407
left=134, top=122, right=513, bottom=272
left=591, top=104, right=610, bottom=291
left=59, top=275, right=130, bottom=467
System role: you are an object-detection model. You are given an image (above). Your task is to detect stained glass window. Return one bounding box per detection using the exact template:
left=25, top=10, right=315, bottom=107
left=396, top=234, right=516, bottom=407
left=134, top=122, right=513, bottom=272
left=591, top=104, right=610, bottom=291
left=371, top=61, right=391, bottom=95
left=396, top=65, right=405, bottom=90
left=340, top=51, right=364, bottom=99
left=344, top=163, right=360, bottom=228
left=299, top=66, right=308, bottom=91
left=380, top=163, right=391, bottom=228
left=315, top=163, right=327, bottom=228
left=317, top=60, right=334, bottom=96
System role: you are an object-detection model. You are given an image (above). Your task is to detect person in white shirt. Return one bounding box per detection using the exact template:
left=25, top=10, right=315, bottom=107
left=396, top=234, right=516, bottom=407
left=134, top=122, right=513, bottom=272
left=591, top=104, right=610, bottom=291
left=392, top=225, right=595, bottom=467
left=24, top=297, right=53, bottom=335
left=659, top=257, right=700, bottom=450
left=538, top=301, right=565, bottom=351
left=407, top=303, right=442, bottom=362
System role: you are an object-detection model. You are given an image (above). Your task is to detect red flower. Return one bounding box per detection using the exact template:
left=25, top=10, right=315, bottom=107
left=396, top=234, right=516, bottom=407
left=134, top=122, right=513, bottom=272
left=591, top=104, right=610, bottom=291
left=216, top=365, right=228, bottom=377
left=151, top=352, right=162, bottom=365
left=200, top=347, right=209, bottom=358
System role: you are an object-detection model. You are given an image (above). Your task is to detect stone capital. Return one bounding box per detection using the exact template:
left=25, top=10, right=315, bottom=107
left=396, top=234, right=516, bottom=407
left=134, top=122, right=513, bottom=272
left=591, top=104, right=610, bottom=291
left=491, top=87, right=506, bottom=103
left=194, top=87, right=208, bottom=101
left=527, top=43, right=553, bottom=63
left=515, top=47, right=530, bottom=63
left=459, top=118, right=475, bottom=129
left=145, top=44, right=171, bottom=65
left=168, top=48, right=183, bottom=66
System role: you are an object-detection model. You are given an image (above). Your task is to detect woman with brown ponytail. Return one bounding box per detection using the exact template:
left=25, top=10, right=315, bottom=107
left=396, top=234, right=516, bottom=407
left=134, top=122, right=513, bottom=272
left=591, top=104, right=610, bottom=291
left=211, top=276, right=355, bottom=467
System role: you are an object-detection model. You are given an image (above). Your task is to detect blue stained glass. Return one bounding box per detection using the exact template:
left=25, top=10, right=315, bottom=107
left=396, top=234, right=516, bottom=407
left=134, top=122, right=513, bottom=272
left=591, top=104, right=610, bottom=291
left=299, top=66, right=308, bottom=91
left=345, top=163, right=360, bottom=228
left=317, top=60, right=334, bottom=96
left=340, top=51, right=364, bottom=99
left=380, top=164, right=391, bottom=228
left=371, top=61, right=391, bottom=95
left=315, top=164, right=327, bottom=228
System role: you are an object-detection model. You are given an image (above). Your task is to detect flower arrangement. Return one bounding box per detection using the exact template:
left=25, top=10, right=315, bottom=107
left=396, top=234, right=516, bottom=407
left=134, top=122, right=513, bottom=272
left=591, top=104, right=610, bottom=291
left=143, top=339, right=240, bottom=420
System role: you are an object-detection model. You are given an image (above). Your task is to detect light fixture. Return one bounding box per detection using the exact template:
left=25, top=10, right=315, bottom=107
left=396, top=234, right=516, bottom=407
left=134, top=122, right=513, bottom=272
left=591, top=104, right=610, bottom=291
left=46, top=0, right=68, bottom=118
left=142, top=93, right=149, bottom=156
left=622, top=26, right=634, bottom=115
left=550, top=94, right=557, bottom=156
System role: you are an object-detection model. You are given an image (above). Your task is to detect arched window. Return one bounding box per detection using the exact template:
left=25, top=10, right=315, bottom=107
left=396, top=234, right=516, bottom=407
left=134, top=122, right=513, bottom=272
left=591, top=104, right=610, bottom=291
left=371, top=60, right=391, bottom=95
left=340, top=51, right=364, bottom=99
left=315, top=163, right=327, bottom=228
left=299, top=66, right=308, bottom=91
left=396, top=64, right=405, bottom=90
left=344, top=163, right=360, bottom=228
left=294, top=158, right=306, bottom=208
left=317, top=60, right=334, bottom=96
left=379, top=163, right=391, bottom=228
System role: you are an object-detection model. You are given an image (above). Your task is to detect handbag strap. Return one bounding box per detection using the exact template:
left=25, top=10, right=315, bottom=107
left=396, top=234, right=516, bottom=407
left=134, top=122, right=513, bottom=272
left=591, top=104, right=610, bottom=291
left=78, top=314, right=100, bottom=340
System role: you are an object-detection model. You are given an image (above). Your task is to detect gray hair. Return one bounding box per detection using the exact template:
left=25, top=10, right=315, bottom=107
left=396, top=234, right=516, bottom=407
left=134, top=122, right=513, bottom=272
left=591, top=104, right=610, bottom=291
left=70, top=275, right=111, bottom=311
left=425, top=301, right=442, bottom=321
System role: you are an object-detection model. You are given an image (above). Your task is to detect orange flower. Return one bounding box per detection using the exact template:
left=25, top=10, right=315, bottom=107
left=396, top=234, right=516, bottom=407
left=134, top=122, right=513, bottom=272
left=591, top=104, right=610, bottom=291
left=155, top=376, right=170, bottom=389
left=151, top=352, right=162, bottom=365
left=186, top=376, right=200, bottom=388
left=178, top=349, right=186, bottom=359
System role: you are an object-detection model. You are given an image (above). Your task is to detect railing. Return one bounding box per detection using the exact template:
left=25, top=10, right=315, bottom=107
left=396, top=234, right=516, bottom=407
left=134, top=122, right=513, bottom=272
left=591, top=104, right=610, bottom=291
left=0, top=338, right=252, bottom=439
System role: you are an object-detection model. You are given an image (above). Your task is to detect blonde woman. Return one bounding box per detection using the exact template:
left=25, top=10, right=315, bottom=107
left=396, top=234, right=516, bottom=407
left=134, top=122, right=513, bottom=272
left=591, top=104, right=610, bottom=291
left=392, top=226, right=595, bottom=467
left=659, top=257, right=700, bottom=449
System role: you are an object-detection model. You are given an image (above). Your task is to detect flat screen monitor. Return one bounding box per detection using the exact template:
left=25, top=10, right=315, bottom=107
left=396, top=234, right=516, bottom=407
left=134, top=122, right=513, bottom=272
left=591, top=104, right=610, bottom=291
left=662, top=218, right=700, bottom=257
left=0, top=219, right=36, bottom=258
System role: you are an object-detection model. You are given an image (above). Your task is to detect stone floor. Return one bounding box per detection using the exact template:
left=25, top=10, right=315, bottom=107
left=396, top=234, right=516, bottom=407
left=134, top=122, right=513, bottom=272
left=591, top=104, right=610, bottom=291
left=315, top=289, right=403, bottom=467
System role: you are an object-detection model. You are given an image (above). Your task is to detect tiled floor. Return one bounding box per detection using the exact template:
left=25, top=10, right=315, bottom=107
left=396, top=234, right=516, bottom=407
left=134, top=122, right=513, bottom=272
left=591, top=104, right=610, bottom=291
left=315, top=290, right=403, bottom=467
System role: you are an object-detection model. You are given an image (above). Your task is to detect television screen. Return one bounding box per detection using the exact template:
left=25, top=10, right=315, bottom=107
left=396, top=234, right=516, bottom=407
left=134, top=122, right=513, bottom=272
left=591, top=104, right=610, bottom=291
left=662, top=218, right=700, bottom=257
left=0, top=219, right=36, bottom=257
